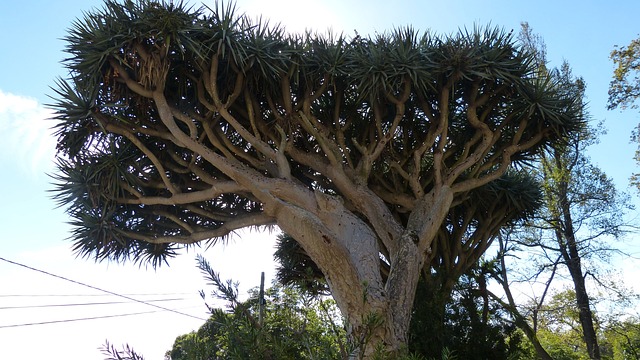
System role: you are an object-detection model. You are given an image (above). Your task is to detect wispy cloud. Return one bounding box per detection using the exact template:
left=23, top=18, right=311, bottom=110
left=0, top=89, right=57, bottom=176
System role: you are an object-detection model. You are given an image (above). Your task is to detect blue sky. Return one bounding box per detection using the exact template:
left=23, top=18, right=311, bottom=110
left=1, top=0, right=640, bottom=359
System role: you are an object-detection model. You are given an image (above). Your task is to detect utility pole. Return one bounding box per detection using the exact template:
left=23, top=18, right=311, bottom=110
left=258, top=271, right=265, bottom=326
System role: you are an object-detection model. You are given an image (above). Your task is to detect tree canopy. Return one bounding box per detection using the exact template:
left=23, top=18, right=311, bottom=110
left=609, top=37, right=640, bottom=111
left=497, top=25, right=633, bottom=359
left=609, top=36, right=640, bottom=190
left=51, top=0, right=583, bottom=354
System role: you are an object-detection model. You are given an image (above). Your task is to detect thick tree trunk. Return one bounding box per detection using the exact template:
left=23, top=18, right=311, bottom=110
left=273, top=186, right=453, bottom=358
left=379, top=185, right=454, bottom=355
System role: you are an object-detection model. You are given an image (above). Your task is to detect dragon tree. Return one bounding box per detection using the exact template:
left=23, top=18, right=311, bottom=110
left=51, top=0, right=582, bottom=357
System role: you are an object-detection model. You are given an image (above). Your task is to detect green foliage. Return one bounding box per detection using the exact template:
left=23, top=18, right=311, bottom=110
left=168, top=254, right=493, bottom=360
left=491, top=23, right=635, bottom=360
left=409, top=265, right=530, bottom=360
left=167, top=330, right=214, bottom=360
left=539, top=62, right=628, bottom=243
left=536, top=330, right=590, bottom=360
left=51, top=0, right=583, bottom=267
left=101, top=340, right=146, bottom=360
left=609, top=35, right=640, bottom=191
left=533, top=289, right=592, bottom=359
left=165, top=256, right=346, bottom=360
left=514, top=289, right=640, bottom=360
left=604, top=317, right=640, bottom=360
left=609, top=37, right=640, bottom=111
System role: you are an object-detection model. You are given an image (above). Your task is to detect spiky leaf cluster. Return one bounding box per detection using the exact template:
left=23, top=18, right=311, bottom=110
left=51, top=0, right=583, bottom=266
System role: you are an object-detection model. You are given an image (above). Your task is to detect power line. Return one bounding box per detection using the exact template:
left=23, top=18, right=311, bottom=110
left=0, top=292, right=191, bottom=297
left=0, top=298, right=185, bottom=310
left=0, top=306, right=203, bottom=329
left=0, top=256, right=207, bottom=321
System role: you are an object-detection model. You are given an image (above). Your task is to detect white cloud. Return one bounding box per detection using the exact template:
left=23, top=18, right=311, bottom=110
left=0, top=89, right=57, bottom=176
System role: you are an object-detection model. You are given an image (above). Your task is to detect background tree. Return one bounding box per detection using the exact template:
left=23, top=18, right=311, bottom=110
left=609, top=36, right=640, bottom=189
left=609, top=38, right=640, bottom=111
left=507, top=288, right=640, bottom=360
left=490, top=233, right=554, bottom=360
left=51, top=1, right=582, bottom=355
left=409, top=262, right=530, bottom=360
left=490, top=23, right=634, bottom=360
left=165, top=255, right=346, bottom=360
left=604, top=316, right=640, bottom=359
left=536, top=65, right=605, bottom=360
left=517, top=289, right=596, bottom=360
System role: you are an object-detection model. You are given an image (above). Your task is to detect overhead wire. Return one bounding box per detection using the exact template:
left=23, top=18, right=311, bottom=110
left=0, top=305, right=203, bottom=329
left=0, top=256, right=207, bottom=321
left=0, top=298, right=185, bottom=310
left=0, top=292, right=191, bottom=297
